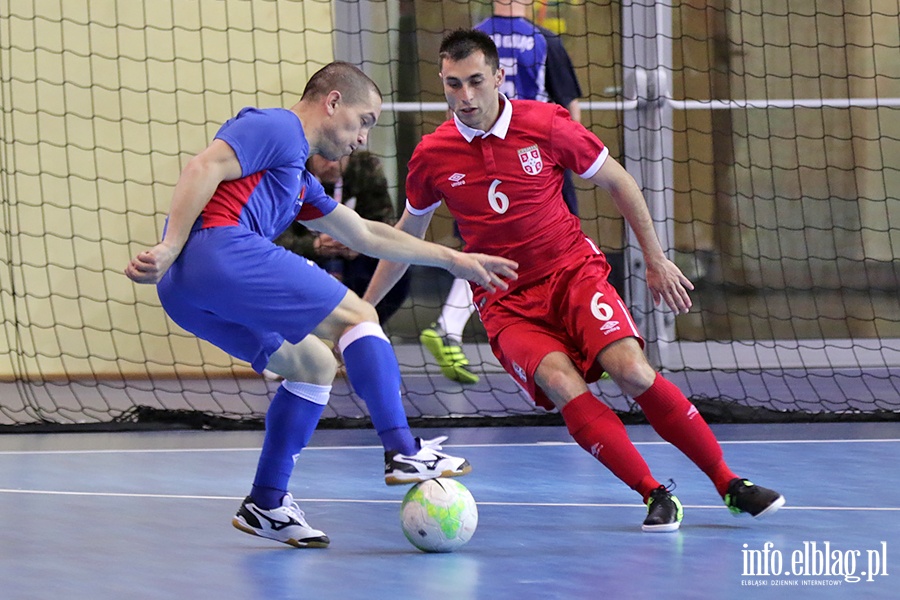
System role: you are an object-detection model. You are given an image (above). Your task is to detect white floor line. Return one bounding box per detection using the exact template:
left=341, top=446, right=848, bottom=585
left=0, top=437, right=898, bottom=455
left=0, top=488, right=896, bottom=511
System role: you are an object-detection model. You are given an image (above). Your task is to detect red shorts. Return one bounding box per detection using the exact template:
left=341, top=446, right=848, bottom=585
left=478, top=254, right=643, bottom=411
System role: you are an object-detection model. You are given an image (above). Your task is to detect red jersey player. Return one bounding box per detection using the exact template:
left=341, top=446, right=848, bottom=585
left=365, top=29, right=784, bottom=532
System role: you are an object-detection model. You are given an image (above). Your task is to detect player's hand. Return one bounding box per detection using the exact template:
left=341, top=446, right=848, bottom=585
left=124, top=242, right=180, bottom=284
left=448, top=252, right=518, bottom=293
left=645, top=256, right=694, bottom=314
left=315, top=234, right=358, bottom=259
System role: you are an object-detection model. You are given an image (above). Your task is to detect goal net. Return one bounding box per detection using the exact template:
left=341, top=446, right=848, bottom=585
left=2, top=0, right=898, bottom=430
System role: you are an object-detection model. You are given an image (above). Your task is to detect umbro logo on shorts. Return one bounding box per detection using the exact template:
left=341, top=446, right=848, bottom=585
left=600, top=320, right=621, bottom=335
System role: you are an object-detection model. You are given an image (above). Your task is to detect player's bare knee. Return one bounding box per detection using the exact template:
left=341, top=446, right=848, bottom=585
left=350, top=300, right=379, bottom=325
left=604, top=356, right=656, bottom=396
left=537, top=368, right=577, bottom=398
left=316, top=292, right=380, bottom=343
left=266, top=338, right=337, bottom=385
left=299, top=346, right=338, bottom=385
left=535, top=352, right=587, bottom=403
left=597, top=338, right=655, bottom=393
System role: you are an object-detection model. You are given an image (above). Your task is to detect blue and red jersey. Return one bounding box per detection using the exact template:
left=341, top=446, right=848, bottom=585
left=193, top=107, right=338, bottom=240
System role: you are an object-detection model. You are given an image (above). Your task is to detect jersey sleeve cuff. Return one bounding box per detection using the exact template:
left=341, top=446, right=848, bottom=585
left=214, top=133, right=246, bottom=177
left=579, top=146, right=609, bottom=180
left=405, top=198, right=442, bottom=215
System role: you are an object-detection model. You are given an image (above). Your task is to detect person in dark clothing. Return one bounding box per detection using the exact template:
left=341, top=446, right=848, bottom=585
left=275, top=151, right=411, bottom=324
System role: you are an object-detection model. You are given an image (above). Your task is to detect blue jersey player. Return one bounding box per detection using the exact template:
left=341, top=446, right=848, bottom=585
left=125, top=62, right=518, bottom=548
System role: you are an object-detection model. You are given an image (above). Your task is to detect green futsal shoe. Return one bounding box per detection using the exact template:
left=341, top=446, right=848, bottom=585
left=419, top=324, right=480, bottom=384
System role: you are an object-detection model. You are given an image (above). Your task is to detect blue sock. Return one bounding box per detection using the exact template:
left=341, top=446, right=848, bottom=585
left=250, top=382, right=329, bottom=509
left=339, top=323, right=417, bottom=455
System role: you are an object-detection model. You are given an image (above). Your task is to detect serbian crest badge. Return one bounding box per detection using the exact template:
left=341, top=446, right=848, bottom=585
left=517, top=144, right=543, bottom=175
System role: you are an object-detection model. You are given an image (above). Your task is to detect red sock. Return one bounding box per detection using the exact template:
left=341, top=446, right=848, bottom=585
left=634, top=374, right=737, bottom=496
left=561, top=392, right=660, bottom=501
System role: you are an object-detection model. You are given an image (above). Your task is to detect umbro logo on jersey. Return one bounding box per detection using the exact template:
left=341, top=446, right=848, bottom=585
left=600, top=320, right=621, bottom=335
left=517, top=144, right=543, bottom=175
left=448, top=172, right=467, bottom=187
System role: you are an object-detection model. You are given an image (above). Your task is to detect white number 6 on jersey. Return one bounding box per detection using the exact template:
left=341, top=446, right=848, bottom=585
left=488, top=179, right=510, bottom=214
left=591, top=292, right=614, bottom=321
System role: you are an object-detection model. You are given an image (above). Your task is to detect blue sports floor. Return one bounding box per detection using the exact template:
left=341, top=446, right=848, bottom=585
left=1, top=422, right=897, bottom=600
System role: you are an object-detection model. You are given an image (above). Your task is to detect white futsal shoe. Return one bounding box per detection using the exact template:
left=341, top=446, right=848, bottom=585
left=232, top=493, right=330, bottom=548
left=384, top=435, right=472, bottom=485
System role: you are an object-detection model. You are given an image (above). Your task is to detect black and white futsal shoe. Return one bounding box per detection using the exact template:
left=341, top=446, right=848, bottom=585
left=232, top=493, right=330, bottom=548
left=384, top=435, right=472, bottom=485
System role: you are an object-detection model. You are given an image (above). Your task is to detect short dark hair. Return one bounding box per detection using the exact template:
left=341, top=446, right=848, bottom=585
left=301, top=61, right=382, bottom=105
left=439, top=29, right=500, bottom=72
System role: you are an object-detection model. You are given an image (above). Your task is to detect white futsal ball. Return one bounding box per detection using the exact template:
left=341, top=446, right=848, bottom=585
left=400, top=478, right=478, bottom=553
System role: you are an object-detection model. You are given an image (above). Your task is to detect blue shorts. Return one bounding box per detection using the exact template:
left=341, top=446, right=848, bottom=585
left=157, top=226, right=348, bottom=372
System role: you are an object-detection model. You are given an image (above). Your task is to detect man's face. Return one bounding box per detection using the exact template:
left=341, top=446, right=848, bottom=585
left=320, top=90, right=381, bottom=161
left=440, top=51, right=503, bottom=132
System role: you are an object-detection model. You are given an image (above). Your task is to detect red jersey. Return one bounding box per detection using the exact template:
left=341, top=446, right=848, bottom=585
left=406, top=98, right=608, bottom=293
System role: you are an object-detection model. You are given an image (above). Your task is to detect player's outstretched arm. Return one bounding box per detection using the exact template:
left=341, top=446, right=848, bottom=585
left=307, top=204, right=518, bottom=295
left=124, top=140, right=242, bottom=284
left=588, top=157, right=694, bottom=314
left=362, top=208, right=430, bottom=307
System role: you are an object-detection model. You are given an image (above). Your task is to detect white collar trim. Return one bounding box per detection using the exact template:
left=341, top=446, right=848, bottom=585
left=453, top=94, right=512, bottom=143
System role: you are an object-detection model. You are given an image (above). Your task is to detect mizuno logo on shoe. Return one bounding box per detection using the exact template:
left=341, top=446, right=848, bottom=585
left=398, top=456, right=440, bottom=470
left=251, top=508, right=296, bottom=531
left=233, top=496, right=329, bottom=547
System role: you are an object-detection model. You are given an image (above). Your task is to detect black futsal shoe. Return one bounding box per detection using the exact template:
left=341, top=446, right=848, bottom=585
left=642, top=484, right=683, bottom=533
left=724, top=478, right=785, bottom=518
